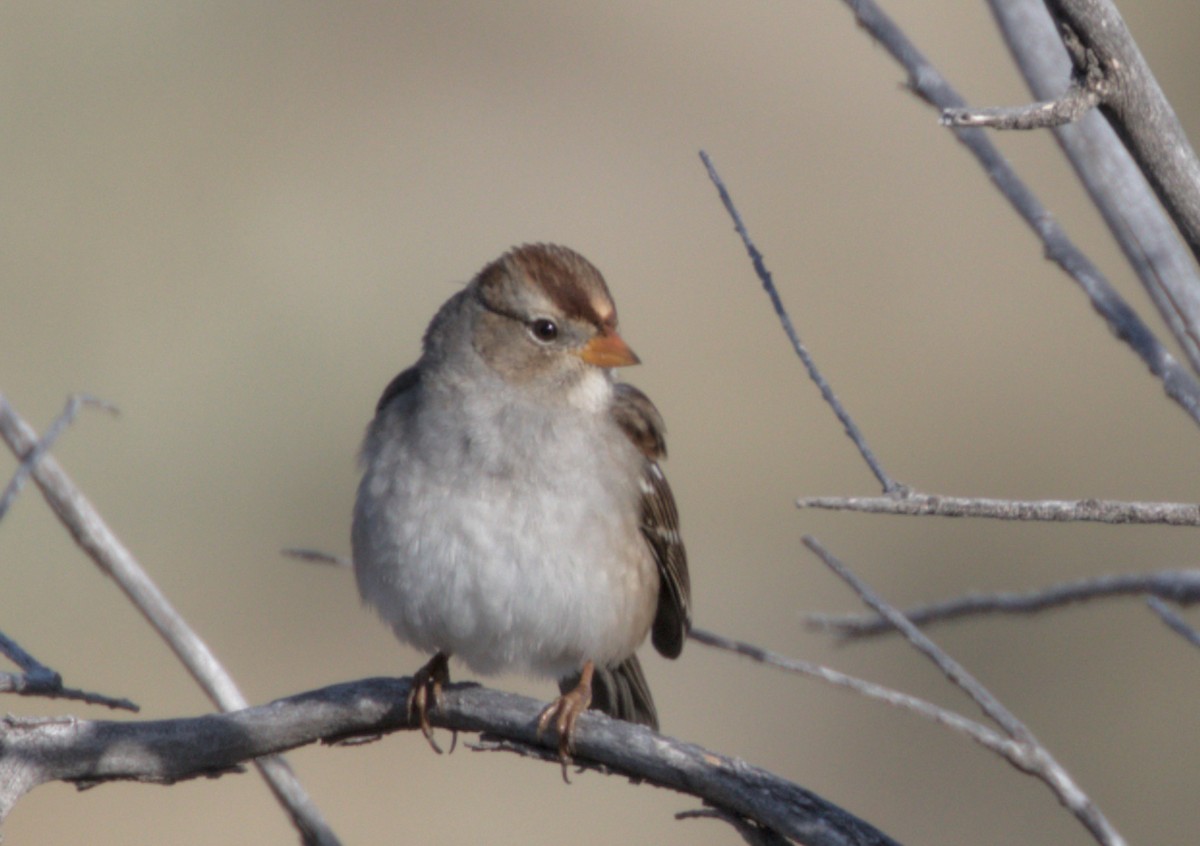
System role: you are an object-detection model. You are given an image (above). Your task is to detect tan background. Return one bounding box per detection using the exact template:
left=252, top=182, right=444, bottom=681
left=3, top=3, right=1199, bottom=844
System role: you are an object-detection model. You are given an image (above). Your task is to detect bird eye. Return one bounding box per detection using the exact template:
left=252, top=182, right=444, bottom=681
left=530, top=318, right=558, bottom=342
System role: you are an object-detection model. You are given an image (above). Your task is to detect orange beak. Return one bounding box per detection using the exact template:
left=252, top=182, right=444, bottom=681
left=578, top=331, right=640, bottom=368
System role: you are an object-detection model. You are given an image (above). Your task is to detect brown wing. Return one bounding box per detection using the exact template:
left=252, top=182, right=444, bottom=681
left=611, top=383, right=691, bottom=659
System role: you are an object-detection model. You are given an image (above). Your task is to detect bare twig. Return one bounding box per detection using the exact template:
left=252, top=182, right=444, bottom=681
left=985, top=0, right=1200, bottom=375
left=803, top=537, right=1031, bottom=741
left=941, top=79, right=1102, bottom=130
left=803, top=536, right=1126, bottom=846
left=1146, top=598, right=1200, bottom=649
left=689, top=628, right=1014, bottom=757
left=836, top=0, right=1200, bottom=426
left=283, top=548, right=351, bottom=569
left=796, top=491, right=1200, bottom=525
left=699, top=150, right=904, bottom=495
left=0, top=677, right=904, bottom=846
left=0, top=394, right=116, bottom=524
left=677, top=805, right=794, bottom=846
left=807, top=570, right=1200, bottom=637
left=0, top=629, right=138, bottom=711
left=0, top=393, right=340, bottom=846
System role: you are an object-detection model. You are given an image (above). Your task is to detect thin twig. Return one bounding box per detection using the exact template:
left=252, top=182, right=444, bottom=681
left=807, top=570, right=1200, bottom=638
left=797, top=491, right=1200, bottom=525
left=283, top=548, right=351, bottom=568
left=0, top=394, right=117, bottom=524
left=0, top=630, right=138, bottom=711
left=803, top=537, right=1032, bottom=742
left=677, top=806, right=794, bottom=846
left=0, top=673, right=139, bottom=711
left=0, top=393, right=340, bottom=846
left=838, top=0, right=1200, bottom=426
left=699, top=150, right=903, bottom=495
left=689, top=627, right=1014, bottom=757
left=0, top=628, right=59, bottom=679
left=941, top=80, right=1102, bottom=129
left=1146, top=598, right=1200, bottom=649
left=803, top=535, right=1126, bottom=846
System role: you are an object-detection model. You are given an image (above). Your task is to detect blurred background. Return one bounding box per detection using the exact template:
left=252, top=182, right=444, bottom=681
left=2, top=2, right=1199, bottom=844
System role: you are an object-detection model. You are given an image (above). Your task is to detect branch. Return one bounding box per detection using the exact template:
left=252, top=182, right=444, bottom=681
left=836, top=0, right=1200, bottom=427
left=945, top=0, right=1200, bottom=282
left=942, top=79, right=1102, bottom=130
left=0, top=394, right=116, bottom=524
left=0, top=629, right=138, bottom=711
left=699, top=150, right=903, bottom=495
left=677, top=806, right=794, bottom=846
left=283, top=548, right=352, bottom=569
left=804, top=538, right=1029, bottom=741
left=987, top=0, right=1200, bottom=376
left=0, top=677, right=904, bottom=846
left=1146, top=598, right=1200, bottom=650
left=807, top=570, right=1200, bottom=638
left=690, top=628, right=1015, bottom=760
left=803, top=537, right=1126, bottom=846
left=1041, top=0, right=1200, bottom=271
left=0, top=393, right=339, bottom=846
left=796, top=491, right=1200, bottom=525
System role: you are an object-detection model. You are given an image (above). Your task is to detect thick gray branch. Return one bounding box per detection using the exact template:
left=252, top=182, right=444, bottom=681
left=988, top=0, right=1200, bottom=376
left=837, top=0, right=1200, bottom=426
left=1042, top=0, right=1200, bottom=272
left=0, top=677, right=902, bottom=846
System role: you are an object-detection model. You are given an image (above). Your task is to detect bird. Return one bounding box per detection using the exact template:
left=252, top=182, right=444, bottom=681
left=351, top=243, right=690, bottom=769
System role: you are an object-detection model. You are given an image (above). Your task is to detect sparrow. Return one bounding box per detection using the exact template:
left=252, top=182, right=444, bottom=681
left=351, top=243, right=690, bottom=769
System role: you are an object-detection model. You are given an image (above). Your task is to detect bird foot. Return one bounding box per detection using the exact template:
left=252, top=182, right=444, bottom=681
left=537, top=660, right=594, bottom=782
left=408, top=652, right=452, bottom=754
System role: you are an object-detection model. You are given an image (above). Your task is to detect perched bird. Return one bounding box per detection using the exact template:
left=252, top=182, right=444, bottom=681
left=352, top=243, right=690, bottom=766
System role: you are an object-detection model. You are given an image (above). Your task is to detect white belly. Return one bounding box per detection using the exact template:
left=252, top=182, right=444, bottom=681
left=352, top=394, right=658, bottom=680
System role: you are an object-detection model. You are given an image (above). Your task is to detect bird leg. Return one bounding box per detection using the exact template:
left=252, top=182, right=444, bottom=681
left=408, top=651, right=451, bottom=753
left=537, top=659, right=594, bottom=781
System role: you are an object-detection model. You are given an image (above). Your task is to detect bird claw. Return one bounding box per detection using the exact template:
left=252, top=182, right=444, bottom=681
left=536, top=661, right=594, bottom=783
left=407, top=652, right=451, bottom=754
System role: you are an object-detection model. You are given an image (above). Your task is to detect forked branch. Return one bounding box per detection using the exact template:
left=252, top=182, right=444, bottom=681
left=0, top=393, right=340, bottom=846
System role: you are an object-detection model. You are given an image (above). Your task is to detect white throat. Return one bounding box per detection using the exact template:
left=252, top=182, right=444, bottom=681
left=566, top=367, right=614, bottom=414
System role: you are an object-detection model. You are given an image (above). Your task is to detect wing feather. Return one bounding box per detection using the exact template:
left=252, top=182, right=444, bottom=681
left=611, top=383, right=691, bottom=659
